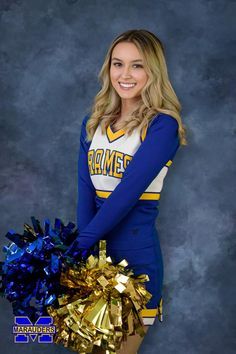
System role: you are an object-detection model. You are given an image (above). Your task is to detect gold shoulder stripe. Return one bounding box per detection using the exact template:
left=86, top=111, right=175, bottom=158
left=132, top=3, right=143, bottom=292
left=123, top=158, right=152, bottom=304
left=141, top=125, right=148, bottom=142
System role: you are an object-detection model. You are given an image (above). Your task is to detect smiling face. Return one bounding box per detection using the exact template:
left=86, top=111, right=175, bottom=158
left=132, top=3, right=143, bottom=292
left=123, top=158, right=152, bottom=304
left=110, top=41, right=148, bottom=105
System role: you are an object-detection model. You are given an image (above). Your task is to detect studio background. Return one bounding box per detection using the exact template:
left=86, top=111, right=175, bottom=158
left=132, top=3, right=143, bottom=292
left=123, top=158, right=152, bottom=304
left=0, top=1, right=235, bottom=353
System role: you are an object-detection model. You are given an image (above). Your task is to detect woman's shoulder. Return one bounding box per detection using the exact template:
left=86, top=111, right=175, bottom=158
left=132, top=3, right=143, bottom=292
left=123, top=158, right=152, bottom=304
left=82, top=113, right=91, bottom=126
left=140, top=113, right=179, bottom=142
left=149, top=112, right=179, bottom=131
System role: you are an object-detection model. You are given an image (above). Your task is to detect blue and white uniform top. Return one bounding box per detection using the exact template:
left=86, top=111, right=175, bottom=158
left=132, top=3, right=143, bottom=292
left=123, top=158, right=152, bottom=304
left=88, top=119, right=172, bottom=201
left=77, top=112, right=180, bottom=250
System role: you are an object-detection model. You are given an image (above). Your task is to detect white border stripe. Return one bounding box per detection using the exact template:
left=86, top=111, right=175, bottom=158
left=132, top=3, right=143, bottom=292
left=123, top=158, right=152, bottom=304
left=142, top=317, right=155, bottom=325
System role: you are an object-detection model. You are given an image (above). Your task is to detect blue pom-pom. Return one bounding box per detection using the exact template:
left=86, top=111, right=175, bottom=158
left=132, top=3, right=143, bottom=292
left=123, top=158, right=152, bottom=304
left=0, top=216, right=93, bottom=322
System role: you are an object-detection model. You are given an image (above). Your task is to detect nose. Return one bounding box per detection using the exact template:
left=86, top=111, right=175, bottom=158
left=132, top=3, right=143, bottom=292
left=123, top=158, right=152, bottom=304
left=121, top=65, right=132, bottom=78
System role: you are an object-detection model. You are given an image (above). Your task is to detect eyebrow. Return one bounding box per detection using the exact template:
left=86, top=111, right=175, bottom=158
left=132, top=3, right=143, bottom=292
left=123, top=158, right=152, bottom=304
left=111, top=57, right=143, bottom=62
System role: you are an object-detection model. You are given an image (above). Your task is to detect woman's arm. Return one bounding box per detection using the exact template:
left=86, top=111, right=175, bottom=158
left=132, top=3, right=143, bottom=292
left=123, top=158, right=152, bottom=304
left=76, top=114, right=97, bottom=232
left=76, top=113, right=180, bottom=249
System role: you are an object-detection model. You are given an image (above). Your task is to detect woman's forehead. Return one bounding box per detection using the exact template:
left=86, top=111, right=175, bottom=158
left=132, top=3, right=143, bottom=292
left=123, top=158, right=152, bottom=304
left=111, top=42, right=144, bottom=61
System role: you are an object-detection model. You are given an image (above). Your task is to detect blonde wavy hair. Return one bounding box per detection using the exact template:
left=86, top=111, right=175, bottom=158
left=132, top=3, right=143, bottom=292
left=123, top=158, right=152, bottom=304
left=84, top=29, right=187, bottom=146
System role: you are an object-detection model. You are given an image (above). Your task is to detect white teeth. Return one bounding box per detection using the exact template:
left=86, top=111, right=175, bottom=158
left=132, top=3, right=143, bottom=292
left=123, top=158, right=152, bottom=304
left=119, top=82, right=136, bottom=88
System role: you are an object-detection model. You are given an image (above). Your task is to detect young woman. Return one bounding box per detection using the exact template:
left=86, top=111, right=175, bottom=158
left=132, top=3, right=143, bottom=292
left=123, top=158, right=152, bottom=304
left=68, top=29, right=187, bottom=354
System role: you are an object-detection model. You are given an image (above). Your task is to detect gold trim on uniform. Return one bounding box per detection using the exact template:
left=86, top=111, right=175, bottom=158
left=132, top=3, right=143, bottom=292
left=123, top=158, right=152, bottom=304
left=140, top=297, right=163, bottom=323
left=96, top=190, right=161, bottom=200
left=141, top=125, right=148, bottom=142
left=106, top=125, right=126, bottom=142
left=95, top=160, right=172, bottom=200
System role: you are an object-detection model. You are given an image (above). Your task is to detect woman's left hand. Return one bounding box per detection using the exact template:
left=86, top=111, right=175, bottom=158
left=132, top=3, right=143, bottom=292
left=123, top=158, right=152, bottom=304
left=64, top=237, right=88, bottom=260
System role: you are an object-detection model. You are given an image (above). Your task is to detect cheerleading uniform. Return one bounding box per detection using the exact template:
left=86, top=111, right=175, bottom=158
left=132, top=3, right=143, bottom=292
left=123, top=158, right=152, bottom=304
left=76, top=112, right=180, bottom=325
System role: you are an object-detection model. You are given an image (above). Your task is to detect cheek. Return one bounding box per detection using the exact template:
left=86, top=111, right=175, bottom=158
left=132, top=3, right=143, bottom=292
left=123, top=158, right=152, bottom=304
left=140, top=73, right=148, bottom=86
left=134, top=71, right=148, bottom=85
left=110, top=67, right=118, bottom=81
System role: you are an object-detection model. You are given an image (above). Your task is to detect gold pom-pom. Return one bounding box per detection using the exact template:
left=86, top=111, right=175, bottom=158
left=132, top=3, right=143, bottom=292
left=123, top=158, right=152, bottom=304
left=47, top=240, right=152, bottom=353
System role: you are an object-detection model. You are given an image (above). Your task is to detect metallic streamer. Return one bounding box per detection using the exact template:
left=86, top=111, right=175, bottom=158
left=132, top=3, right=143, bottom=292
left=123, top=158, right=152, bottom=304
left=47, top=239, right=152, bottom=353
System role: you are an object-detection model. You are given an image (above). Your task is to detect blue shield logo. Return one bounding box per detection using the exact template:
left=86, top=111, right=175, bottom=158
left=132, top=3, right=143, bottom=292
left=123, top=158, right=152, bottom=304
left=13, top=316, right=56, bottom=343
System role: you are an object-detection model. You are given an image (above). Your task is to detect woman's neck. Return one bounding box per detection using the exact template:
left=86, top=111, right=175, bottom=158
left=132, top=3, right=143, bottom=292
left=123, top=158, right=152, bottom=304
left=120, top=97, right=140, bottom=118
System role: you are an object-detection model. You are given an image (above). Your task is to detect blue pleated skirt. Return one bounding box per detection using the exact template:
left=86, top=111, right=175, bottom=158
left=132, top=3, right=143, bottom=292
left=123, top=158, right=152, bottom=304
left=106, top=228, right=164, bottom=326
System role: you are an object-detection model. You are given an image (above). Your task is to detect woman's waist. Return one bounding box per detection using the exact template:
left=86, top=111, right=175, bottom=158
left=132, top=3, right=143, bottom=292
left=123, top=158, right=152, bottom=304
left=95, top=198, right=160, bottom=227
left=104, top=223, right=159, bottom=250
left=95, top=197, right=160, bottom=249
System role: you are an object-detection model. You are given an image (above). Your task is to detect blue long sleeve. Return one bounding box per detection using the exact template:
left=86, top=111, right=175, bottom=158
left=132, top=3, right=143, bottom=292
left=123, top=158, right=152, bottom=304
left=76, top=114, right=97, bottom=233
left=78, top=113, right=180, bottom=249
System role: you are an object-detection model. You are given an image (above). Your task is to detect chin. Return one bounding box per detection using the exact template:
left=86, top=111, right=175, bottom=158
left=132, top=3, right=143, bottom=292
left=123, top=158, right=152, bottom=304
left=116, top=88, right=141, bottom=98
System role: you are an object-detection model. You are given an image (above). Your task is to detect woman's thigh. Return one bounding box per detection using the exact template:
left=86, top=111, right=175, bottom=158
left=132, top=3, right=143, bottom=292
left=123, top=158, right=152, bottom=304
left=117, top=325, right=149, bottom=354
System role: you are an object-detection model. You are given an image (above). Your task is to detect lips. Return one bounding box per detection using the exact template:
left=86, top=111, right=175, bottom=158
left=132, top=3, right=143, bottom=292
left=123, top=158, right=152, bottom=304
left=118, top=82, right=136, bottom=88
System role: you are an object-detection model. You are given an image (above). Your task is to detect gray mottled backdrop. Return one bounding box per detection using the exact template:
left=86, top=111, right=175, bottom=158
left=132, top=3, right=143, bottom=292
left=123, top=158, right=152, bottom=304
left=0, top=1, right=235, bottom=353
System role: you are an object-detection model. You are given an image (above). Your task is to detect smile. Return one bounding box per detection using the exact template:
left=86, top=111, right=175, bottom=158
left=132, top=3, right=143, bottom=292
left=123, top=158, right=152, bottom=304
left=119, top=82, right=136, bottom=88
